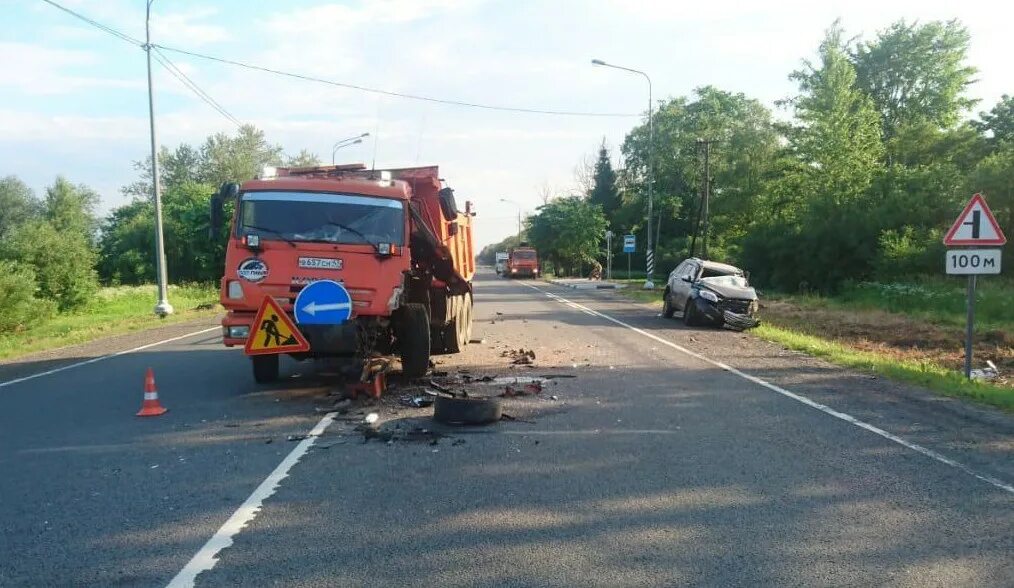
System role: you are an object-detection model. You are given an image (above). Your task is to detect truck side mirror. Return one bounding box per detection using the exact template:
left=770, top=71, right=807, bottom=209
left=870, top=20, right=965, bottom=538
left=209, top=192, right=224, bottom=238
left=448, top=222, right=459, bottom=236
left=209, top=182, right=239, bottom=239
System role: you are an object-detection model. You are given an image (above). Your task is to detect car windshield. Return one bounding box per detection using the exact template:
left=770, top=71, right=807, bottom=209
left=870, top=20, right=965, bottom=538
left=239, top=191, right=404, bottom=246
left=700, top=274, right=749, bottom=288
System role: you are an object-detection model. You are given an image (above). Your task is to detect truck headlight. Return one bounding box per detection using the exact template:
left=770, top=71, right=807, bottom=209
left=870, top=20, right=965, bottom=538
left=227, top=280, right=244, bottom=299
left=698, top=289, right=719, bottom=303
left=511, top=268, right=518, bottom=273
left=227, top=325, right=250, bottom=338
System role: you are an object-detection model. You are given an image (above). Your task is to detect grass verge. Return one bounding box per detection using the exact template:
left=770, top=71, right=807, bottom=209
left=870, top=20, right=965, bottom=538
left=754, top=324, right=1013, bottom=411
left=0, top=283, right=220, bottom=362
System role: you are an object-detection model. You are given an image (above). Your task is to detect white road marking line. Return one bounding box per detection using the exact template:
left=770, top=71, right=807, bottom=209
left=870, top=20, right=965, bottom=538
left=521, top=281, right=1014, bottom=496
left=0, top=326, right=220, bottom=390
left=166, top=412, right=338, bottom=588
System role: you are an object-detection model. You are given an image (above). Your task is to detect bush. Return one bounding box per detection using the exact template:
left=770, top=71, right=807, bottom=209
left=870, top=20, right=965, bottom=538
left=0, top=261, right=55, bottom=332
left=0, top=220, right=99, bottom=311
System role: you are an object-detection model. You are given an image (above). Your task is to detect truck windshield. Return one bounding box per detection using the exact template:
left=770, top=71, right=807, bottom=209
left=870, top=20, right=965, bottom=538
left=513, top=250, right=537, bottom=260
left=239, top=191, right=405, bottom=246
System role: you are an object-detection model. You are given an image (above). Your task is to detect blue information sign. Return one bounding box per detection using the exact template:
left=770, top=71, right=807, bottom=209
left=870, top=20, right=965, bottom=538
left=623, top=234, right=636, bottom=253
left=294, top=280, right=353, bottom=325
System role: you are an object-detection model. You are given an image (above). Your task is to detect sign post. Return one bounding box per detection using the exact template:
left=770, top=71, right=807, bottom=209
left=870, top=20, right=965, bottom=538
left=623, top=234, right=636, bottom=279
left=605, top=230, right=613, bottom=281
left=942, top=193, right=1006, bottom=378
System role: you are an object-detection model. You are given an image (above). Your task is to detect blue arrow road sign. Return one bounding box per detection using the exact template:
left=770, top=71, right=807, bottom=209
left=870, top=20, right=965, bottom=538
left=294, top=280, right=353, bottom=325
left=623, top=234, right=636, bottom=253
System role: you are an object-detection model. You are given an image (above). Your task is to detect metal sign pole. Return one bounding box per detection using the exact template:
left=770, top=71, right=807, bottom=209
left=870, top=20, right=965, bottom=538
left=964, top=274, right=976, bottom=379
left=627, top=253, right=631, bottom=279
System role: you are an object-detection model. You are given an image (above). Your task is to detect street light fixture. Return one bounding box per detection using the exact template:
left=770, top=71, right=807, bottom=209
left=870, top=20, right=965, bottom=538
left=332, top=132, right=370, bottom=165
left=500, top=198, right=523, bottom=240
left=591, top=58, right=655, bottom=289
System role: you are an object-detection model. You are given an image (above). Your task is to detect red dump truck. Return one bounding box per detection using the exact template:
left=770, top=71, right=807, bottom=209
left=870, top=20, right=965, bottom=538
left=210, top=164, right=475, bottom=383
left=506, top=245, right=539, bottom=278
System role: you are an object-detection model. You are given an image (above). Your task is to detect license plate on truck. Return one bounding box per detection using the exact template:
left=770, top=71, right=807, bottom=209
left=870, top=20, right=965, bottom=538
left=298, top=257, right=343, bottom=270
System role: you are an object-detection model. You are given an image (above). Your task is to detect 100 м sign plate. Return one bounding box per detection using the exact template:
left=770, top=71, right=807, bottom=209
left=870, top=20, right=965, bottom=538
left=946, top=249, right=1001, bottom=275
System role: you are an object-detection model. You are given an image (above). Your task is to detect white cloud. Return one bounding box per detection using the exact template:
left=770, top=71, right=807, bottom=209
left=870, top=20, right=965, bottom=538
left=0, top=43, right=141, bottom=95
left=152, top=7, right=229, bottom=46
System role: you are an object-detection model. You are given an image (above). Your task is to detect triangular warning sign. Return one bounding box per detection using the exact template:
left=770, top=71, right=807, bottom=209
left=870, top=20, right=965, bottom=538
left=943, top=193, right=1007, bottom=246
left=245, top=296, right=311, bottom=356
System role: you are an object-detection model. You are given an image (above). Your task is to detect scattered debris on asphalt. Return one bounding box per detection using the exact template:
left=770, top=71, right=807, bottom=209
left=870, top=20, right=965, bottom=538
left=469, top=338, right=486, bottom=344
left=502, top=348, right=536, bottom=365
left=501, top=381, right=543, bottom=397
left=399, top=395, right=435, bottom=408
left=364, top=413, right=379, bottom=425
left=287, top=434, right=308, bottom=442
left=541, top=374, right=577, bottom=380
left=500, top=412, right=535, bottom=424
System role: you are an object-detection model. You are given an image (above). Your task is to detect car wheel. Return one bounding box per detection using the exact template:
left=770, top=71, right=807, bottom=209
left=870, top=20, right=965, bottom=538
left=683, top=299, right=699, bottom=326
left=662, top=289, right=675, bottom=318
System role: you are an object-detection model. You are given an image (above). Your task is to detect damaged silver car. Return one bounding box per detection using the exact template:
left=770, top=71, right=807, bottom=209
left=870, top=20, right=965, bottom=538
left=662, top=258, right=760, bottom=330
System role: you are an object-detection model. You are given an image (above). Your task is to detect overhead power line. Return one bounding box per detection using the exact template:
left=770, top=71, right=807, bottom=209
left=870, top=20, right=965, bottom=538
left=39, top=0, right=142, bottom=46
left=154, top=44, right=639, bottom=118
left=153, top=47, right=243, bottom=127
left=40, top=0, right=639, bottom=118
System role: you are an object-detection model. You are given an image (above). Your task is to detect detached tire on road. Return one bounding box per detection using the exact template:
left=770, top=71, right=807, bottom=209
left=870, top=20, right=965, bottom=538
left=433, top=396, right=502, bottom=425
left=251, top=354, right=280, bottom=384
left=398, top=303, right=431, bottom=378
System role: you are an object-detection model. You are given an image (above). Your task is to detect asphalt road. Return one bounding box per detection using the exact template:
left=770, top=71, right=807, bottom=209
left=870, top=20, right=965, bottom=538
left=1, top=270, right=1011, bottom=587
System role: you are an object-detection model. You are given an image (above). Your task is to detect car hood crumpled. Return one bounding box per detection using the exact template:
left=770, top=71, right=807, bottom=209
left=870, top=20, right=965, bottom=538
left=699, top=280, right=757, bottom=301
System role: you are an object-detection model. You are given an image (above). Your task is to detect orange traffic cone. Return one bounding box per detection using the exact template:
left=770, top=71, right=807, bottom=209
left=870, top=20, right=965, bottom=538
left=136, top=368, right=168, bottom=417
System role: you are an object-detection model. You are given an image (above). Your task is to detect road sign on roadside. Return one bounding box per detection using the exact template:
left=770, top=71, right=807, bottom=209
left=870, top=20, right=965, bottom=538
left=245, top=296, right=310, bottom=356
left=295, top=279, right=353, bottom=325
left=623, top=234, right=636, bottom=253
left=943, top=193, right=1007, bottom=246
left=946, top=249, right=1002, bottom=275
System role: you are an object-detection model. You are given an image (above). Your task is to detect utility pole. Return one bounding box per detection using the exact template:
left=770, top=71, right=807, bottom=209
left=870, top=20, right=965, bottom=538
left=146, top=0, right=172, bottom=317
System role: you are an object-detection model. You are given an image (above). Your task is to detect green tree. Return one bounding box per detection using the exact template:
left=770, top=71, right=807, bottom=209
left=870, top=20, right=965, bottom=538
left=100, top=181, right=227, bottom=285
left=744, top=24, right=884, bottom=291
left=852, top=19, right=977, bottom=140
left=0, top=260, right=54, bottom=332
left=975, top=95, right=1014, bottom=146
left=43, top=176, right=100, bottom=241
left=621, top=87, right=779, bottom=264
left=588, top=140, right=620, bottom=223
left=201, top=124, right=285, bottom=186
left=1, top=220, right=98, bottom=310
left=526, top=197, right=607, bottom=276
left=0, top=176, right=42, bottom=240
left=286, top=149, right=322, bottom=167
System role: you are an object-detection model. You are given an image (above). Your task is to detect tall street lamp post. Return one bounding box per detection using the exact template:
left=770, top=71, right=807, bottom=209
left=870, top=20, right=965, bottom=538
left=592, top=58, right=654, bottom=289
left=332, top=132, right=370, bottom=165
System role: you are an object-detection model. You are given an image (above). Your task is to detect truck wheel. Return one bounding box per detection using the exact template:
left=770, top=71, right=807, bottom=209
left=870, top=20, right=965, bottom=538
left=463, top=292, right=474, bottom=342
left=435, top=294, right=466, bottom=354
left=251, top=355, right=280, bottom=383
left=398, top=303, right=431, bottom=378
left=433, top=396, right=502, bottom=425
left=662, top=289, right=675, bottom=318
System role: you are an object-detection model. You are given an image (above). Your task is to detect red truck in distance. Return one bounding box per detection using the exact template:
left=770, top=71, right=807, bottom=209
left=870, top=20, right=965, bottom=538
left=506, top=245, right=539, bottom=278
left=210, top=164, right=475, bottom=383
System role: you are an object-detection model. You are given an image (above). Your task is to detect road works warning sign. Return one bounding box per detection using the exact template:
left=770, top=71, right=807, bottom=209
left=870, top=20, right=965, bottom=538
left=245, top=296, right=310, bottom=356
left=943, top=193, right=1007, bottom=246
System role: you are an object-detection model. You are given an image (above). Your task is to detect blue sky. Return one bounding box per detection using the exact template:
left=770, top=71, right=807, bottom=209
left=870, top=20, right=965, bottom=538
left=3, top=0, right=1011, bottom=248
